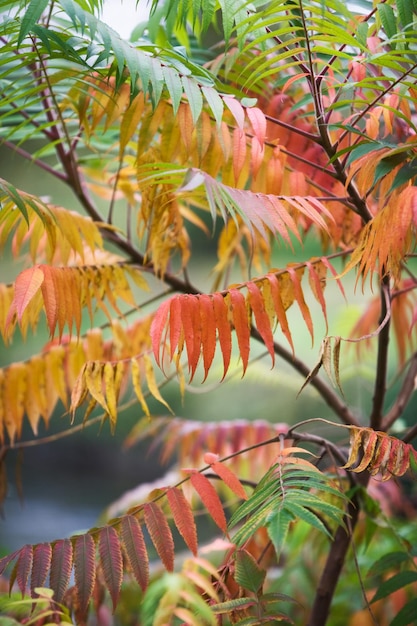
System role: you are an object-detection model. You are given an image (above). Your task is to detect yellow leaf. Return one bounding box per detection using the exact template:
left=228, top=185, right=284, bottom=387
left=143, top=353, right=172, bottom=413
left=84, top=361, right=108, bottom=413
left=131, top=358, right=150, bottom=417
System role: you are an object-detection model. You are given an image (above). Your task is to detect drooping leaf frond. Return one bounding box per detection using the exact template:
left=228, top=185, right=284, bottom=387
left=124, top=416, right=290, bottom=471
left=0, top=181, right=107, bottom=264
left=343, top=427, right=417, bottom=481
left=151, top=258, right=342, bottom=380
left=4, top=262, right=148, bottom=341
left=0, top=316, right=159, bottom=443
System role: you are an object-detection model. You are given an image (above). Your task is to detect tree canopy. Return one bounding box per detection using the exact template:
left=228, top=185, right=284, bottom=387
left=1, top=0, right=417, bottom=624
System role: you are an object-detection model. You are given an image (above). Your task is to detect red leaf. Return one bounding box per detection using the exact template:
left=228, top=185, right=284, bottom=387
left=368, top=434, right=391, bottom=476
left=16, top=545, right=33, bottom=595
left=98, top=526, right=123, bottom=611
left=31, top=543, right=52, bottom=595
left=167, top=486, right=198, bottom=555
left=189, top=471, right=227, bottom=532
left=212, top=293, right=231, bottom=379
left=233, top=128, right=247, bottom=185
left=246, top=281, right=275, bottom=363
left=180, top=295, right=201, bottom=380
left=211, top=461, right=248, bottom=500
left=73, top=533, right=96, bottom=617
left=199, top=295, right=217, bottom=382
left=392, top=441, right=411, bottom=477
left=50, top=539, right=73, bottom=603
left=386, top=437, right=404, bottom=477
left=0, top=550, right=19, bottom=582
left=150, top=298, right=171, bottom=367
left=224, top=96, right=245, bottom=129
left=120, top=515, right=149, bottom=591
left=320, top=256, right=346, bottom=299
left=144, top=502, right=175, bottom=572
left=246, top=107, right=266, bottom=145
left=229, top=288, right=250, bottom=375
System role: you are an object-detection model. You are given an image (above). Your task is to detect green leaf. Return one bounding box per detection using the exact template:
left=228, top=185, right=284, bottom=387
left=377, top=4, right=397, bottom=41
left=234, top=550, right=266, bottom=594
left=356, top=21, right=368, bottom=47
left=370, top=571, right=417, bottom=603
left=373, top=153, right=408, bottom=187
left=397, top=0, right=414, bottom=28
left=345, top=142, right=382, bottom=167
left=367, top=551, right=410, bottom=577
left=391, top=161, right=417, bottom=191
left=211, top=597, right=258, bottom=614
left=283, top=501, right=333, bottom=538
left=0, top=180, right=29, bottom=225
left=163, top=66, right=183, bottom=115
left=201, top=85, right=224, bottom=127
left=181, top=75, right=203, bottom=124
left=18, top=0, right=50, bottom=45
left=266, top=507, right=293, bottom=557
left=390, top=598, right=417, bottom=626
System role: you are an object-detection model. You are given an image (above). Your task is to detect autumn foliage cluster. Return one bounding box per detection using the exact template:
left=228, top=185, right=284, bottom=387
left=1, top=0, right=417, bottom=625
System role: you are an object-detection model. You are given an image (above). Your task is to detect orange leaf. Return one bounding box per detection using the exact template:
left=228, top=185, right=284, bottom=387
left=199, top=294, right=217, bottom=382
left=212, top=293, right=231, bottom=379
left=385, top=437, right=405, bottom=478
left=287, top=266, right=313, bottom=343
left=189, top=470, right=227, bottom=532
left=247, top=281, right=275, bottom=363
left=180, top=295, right=201, bottom=380
left=351, top=429, right=379, bottom=473
left=306, top=261, right=328, bottom=333
left=120, top=515, right=149, bottom=591
left=144, top=502, right=175, bottom=572
left=8, top=266, right=44, bottom=326
left=166, top=486, right=198, bottom=555
left=264, top=273, right=294, bottom=354
left=150, top=298, right=171, bottom=368
left=210, top=460, right=248, bottom=500
left=368, top=434, right=391, bottom=476
left=39, top=265, right=58, bottom=337
left=229, top=288, right=250, bottom=375
left=342, top=427, right=363, bottom=470
left=169, top=296, right=183, bottom=360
